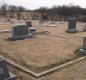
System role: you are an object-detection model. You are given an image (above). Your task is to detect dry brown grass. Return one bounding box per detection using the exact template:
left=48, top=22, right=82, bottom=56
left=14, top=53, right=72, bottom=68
left=0, top=20, right=85, bottom=72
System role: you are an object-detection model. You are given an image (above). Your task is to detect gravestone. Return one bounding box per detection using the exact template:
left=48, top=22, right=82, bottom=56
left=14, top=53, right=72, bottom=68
left=12, top=25, right=30, bottom=40
left=83, top=24, right=86, bottom=32
left=26, top=21, right=32, bottom=27
left=66, top=18, right=77, bottom=33
left=50, top=21, right=57, bottom=27
left=37, top=20, right=44, bottom=26
left=80, top=35, right=86, bottom=56
left=0, top=59, right=16, bottom=80
left=50, top=21, right=55, bottom=24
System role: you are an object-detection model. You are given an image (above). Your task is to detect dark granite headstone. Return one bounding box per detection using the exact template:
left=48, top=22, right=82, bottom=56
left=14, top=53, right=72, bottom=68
left=26, top=21, right=32, bottom=27
left=83, top=35, right=86, bottom=50
left=66, top=18, right=77, bottom=33
left=0, top=59, right=16, bottom=80
left=68, top=18, right=76, bottom=29
left=0, top=59, right=10, bottom=80
left=12, top=25, right=29, bottom=40
left=80, top=35, right=86, bottom=56
left=83, top=24, right=86, bottom=32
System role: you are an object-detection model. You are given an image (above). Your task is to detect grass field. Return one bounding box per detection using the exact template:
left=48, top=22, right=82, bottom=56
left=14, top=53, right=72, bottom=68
left=0, top=20, right=85, bottom=72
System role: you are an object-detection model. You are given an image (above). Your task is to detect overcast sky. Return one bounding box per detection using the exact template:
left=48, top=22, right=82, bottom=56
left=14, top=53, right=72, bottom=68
left=1, top=0, right=86, bottom=10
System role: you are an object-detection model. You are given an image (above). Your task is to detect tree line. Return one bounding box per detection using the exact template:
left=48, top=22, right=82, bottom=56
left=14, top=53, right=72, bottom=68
left=35, top=5, right=86, bottom=21
left=0, top=4, right=86, bottom=21
left=0, top=4, right=26, bottom=19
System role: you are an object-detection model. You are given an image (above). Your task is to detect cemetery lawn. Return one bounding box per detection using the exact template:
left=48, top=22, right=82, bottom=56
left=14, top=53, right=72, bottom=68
left=0, top=21, right=85, bottom=73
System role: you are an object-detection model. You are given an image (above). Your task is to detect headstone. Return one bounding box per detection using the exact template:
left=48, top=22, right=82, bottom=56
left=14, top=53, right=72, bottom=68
left=12, top=25, right=30, bottom=40
left=50, top=21, right=55, bottom=24
left=50, top=21, right=57, bottom=27
left=83, top=24, right=86, bottom=32
left=83, top=35, right=86, bottom=50
left=80, top=35, right=86, bottom=56
left=37, top=20, right=44, bottom=26
left=66, top=18, right=77, bottom=33
left=26, top=21, right=32, bottom=27
left=0, top=59, right=16, bottom=80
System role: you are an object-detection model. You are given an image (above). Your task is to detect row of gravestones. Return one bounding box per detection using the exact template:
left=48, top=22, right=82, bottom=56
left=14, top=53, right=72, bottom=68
left=11, top=21, right=36, bottom=40
left=12, top=19, right=54, bottom=40
left=0, top=59, right=16, bottom=80
left=11, top=18, right=86, bottom=40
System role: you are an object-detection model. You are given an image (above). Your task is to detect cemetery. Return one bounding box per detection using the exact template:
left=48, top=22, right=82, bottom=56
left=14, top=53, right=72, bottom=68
left=0, top=0, right=86, bottom=80
left=0, top=19, right=86, bottom=74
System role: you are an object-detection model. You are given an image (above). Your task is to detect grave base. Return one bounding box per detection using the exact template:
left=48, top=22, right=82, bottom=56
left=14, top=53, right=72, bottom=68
left=66, top=29, right=77, bottom=33
left=12, top=34, right=32, bottom=41
left=79, top=49, right=86, bottom=56
left=42, top=30, right=50, bottom=35
left=6, top=72, right=16, bottom=80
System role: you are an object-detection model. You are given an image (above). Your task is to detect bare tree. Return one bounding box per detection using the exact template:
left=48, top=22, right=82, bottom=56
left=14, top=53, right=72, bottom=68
left=0, top=4, right=8, bottom=18
left=8, top=5, right=17, bottom=18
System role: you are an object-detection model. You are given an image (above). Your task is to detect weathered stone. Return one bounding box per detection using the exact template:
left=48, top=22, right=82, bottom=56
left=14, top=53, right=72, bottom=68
left=26, top=21, right=32, bottom=27
left=66, top=18, right=77, bottom=33
left=12, top=25, right=29, bottom=40
left=83, top=24, right=86, bottom=32
left=80, top=35, right=86, bottom=56
left=0, top=59, right=16, bottom=80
